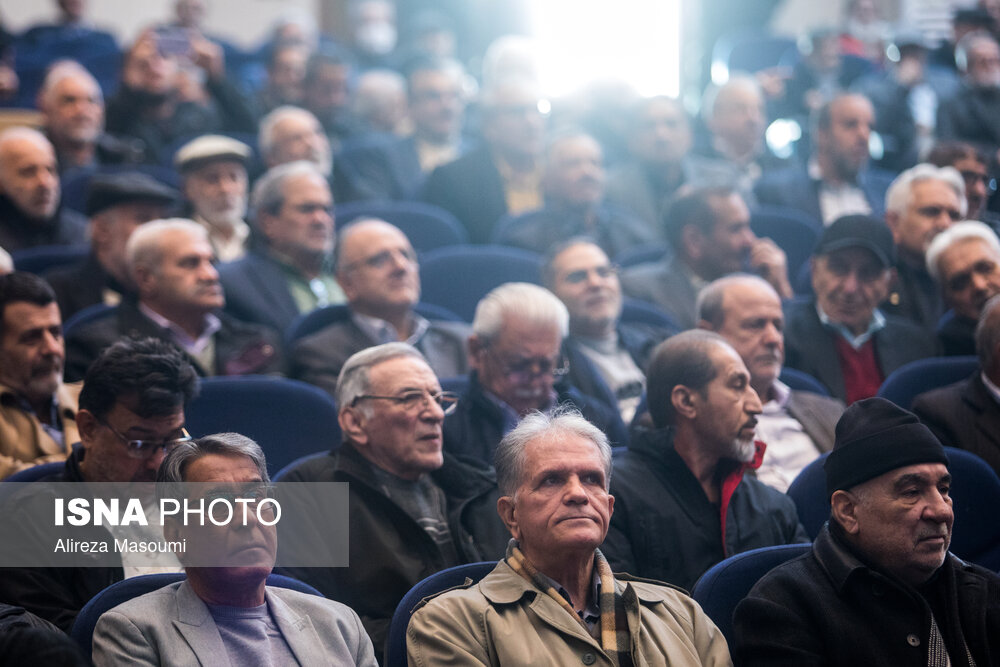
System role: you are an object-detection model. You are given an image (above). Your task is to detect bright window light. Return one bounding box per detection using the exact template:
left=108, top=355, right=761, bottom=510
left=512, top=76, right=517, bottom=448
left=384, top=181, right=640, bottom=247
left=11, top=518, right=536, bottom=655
left=527, top=1, right=681, bottom=98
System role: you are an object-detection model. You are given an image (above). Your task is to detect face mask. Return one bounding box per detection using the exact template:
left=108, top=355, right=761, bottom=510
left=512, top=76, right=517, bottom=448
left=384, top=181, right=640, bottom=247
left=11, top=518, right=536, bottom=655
left=356, top=22, right=397, bottom=56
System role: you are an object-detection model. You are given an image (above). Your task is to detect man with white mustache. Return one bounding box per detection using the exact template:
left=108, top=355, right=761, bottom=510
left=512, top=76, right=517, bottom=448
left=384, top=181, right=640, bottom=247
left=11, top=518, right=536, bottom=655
left=698, top=274, right=844, bottom=491
left=442, top=282, right=627, bottom=468
left=603, top=330, right=808, bottom=590
left=734, top=397, right=1000, bottom=666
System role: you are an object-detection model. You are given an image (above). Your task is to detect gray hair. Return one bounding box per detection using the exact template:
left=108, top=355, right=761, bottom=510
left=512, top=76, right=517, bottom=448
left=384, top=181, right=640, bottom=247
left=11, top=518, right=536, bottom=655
left=885, top=163, right=966, bottom=217
left=335, top=342, right=429, bottom=420
left=472, top=282, right=569, bottom=346
left=976, top=295, right=1000, bottom=369
left=38, top=59, right=102, bottom=107
left=696, top=273, right=777, bottom=329
left=494, top=406, right=611, bottom=497
left=925, top=220, right=1000, bottom=281
left=257, top=105, right=320, bottom=163
left=126, top=218, right=208, bottom=275
left=352, top=69, right=405, bottom=123
left=157, top=432, right=270, bottom=484
left=249, top=160, right=325, bottom=225
left=701, top=72, right=763, bottom=123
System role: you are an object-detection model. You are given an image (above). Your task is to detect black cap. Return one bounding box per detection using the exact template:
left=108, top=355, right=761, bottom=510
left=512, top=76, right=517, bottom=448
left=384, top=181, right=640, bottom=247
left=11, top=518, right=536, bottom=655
left=813, top=214, right=896, bottom=267
left=824, top=397, right=949, bottom=498
left=85, top=172, right=179, bottom=217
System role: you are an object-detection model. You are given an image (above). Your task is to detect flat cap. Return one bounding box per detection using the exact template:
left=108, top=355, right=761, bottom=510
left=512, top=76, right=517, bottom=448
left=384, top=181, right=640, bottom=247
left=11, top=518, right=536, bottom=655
left=813, top=214, right=896, bottom=267
left=174, top=134, right=251, bottom=172
left=85, top=172, right=179, bottom=217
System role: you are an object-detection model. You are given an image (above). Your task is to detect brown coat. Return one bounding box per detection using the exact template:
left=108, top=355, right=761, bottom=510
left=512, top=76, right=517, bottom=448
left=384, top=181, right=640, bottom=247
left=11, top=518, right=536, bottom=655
left=0, top=382, right=81, bottom=479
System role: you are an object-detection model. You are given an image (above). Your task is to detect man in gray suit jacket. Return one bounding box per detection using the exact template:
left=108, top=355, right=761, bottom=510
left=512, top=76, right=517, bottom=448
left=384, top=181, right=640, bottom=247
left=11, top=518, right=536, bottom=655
left=699, top=274, right=844, bottom=491
left=290, top=218, right=468, bottom=395
left=92, top=433, right=376, bottom=666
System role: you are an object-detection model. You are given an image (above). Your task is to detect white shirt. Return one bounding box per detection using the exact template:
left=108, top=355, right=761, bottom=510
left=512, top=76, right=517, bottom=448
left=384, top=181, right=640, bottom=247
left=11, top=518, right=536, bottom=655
left=754, top=379, right=825, bottom=492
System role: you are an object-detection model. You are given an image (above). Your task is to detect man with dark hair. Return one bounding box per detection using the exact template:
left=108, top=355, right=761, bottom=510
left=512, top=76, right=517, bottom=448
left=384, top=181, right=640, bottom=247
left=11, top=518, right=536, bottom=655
left=44, top=171, right=178, bottom=320
left=0, top=272, right=78, bottom=479
left=302, top=48, right=358, bottom=148
left=408, top=408, right=732, bottom=665
left=784, top=214, right=935, bottom=403
left=494, top=129, right=656, bottom=257
left=755, top=92, right=895, bottom=225
left=733, top=398, right=1000, bottom=665
left=603, top=330, right=808, bottom=590
left=93, top=433, right=378, bottom=666
left=279, top=342, right=507, bottom=662
left=620, top=185, right=792, bottom=329
left=926, top=141, right=997, bottom=227
left=937, top=31, right=1000, bottom=157
left=0, top=336, right=198, bottom=631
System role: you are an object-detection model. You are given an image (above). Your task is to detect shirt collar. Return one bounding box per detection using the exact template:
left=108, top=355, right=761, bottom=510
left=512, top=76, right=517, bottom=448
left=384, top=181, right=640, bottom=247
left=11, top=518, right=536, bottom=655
left=763, top=377, right=792, bottom=410
left=351, top=310, right=429, bottom=346
left=534, top=564, right=602, bottom=625
left=816, top=303, right=886, bottom=349
left=139, top=302, right=221, bottom=354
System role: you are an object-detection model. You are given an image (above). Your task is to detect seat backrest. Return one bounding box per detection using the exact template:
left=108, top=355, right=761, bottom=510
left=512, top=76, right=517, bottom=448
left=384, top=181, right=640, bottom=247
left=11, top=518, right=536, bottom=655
left=284, top=304, right=352, bottom=348
left=62, top=302, right=117, bottom=339
left=336, top=201, right=469, bottom=252
left=385, top=561, right=496, bottom=667
left=11, top=244, right=89, bottom=275
left=614, top=243, right=670, bottom=269
left=620, top=298, right=680, bottom=331
left=3, top=460, right=66, bottom=483
left=779, top=367, right=831, bottom=397
left=183, top=376, right=341, bottom=475
left=418, top=245, right=543, bottom=322
left=877, top=356, right=979, bottom=410
left=750, top=205, right=821, bottom=280
left=70, top=572, right=323, bottom=661
left=787, top=447, right=1000, bottom=570
left=691, top=544, right=812, bottom=645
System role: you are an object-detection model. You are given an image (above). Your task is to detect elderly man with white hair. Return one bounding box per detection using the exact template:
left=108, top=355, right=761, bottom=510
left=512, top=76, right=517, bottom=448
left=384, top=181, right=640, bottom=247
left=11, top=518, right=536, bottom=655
left=64, top=218, right=282, bottom=380
left=217, top=160, right=345, bottom=332
left=258, top=105, right=333, bottom=177
left=443, top=282, right=627, bottom=468
left=882, top=162, right=966, bottom=331
left=0, top=126, right=86, bottom=251
left=925, top=220, right=1000, bottom=355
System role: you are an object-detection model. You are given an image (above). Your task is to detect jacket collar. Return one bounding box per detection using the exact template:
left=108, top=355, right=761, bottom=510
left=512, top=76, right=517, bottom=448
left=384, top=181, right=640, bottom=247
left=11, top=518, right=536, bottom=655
left=479, top=558, right=666, bottom=606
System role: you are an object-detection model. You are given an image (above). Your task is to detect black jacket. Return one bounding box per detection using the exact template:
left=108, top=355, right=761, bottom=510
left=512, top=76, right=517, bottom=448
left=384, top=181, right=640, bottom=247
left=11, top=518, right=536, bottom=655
left=733, top=524, right=1000, bottom=666
left=44, top=254, right=131, bottom=321
left=0, top=196, right=87, bottom=253
left=603, top=426, right=808, bottom=591
left=0, top=448, right=123, bottom=632
left=442, top=371, right=629, bottom=468
left=276, top=444, right=508, bottom=661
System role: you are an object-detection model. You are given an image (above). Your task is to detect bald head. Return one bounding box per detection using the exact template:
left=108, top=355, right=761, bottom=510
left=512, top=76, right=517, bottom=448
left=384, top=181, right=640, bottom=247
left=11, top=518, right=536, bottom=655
left=336, top=218, right=420, bottom=318
left=0, top=128, right=60, bottom=220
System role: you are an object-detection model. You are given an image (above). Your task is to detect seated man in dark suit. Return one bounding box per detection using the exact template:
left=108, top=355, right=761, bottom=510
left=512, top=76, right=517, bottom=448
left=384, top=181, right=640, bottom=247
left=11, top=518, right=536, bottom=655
left=543, top=238, right=672, bottom=422
left=65, top=218, right=282, bottom=380
left=0, top=337, right=197, bottom=631
left=422, top=77, right=546, bottom=243
left=603, top=330, right=808, bottom=590
left=620, top=185, right=793, bottom=329
left=443, top=282, right=627, bottom=467
left=493, top=129, right=657, bottom=257
left=92, top=433, right=377, bottom=666
left=937, top=31, right=1000, bottom=157
left=45, top=172, right=177, bottom=320
left=0, top=127, right=87, bottom=252
left=218, top=161, right=345, bottom=332
left=784, top=214, right=936, bottom=403
left=337, top=56, right=468, bottom=201
left=291, top=218, right=468, bottom=393
left=913, top=294, right=1000, bottom=476
left=925, top=221, right=1000, bottom=355
left=279, top=343, right=508, bottom=662
left=755, top=92, right=895, bottom=226
left=699, top=274, right=844, bottom=491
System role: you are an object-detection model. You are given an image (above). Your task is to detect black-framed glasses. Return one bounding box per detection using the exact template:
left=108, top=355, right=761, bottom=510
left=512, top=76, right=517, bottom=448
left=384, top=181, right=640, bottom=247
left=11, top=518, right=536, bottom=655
left=98, top=418, right=192, bottom=460
left=351, top=390, right=458, bottom=415
left=488, top=350, right=569, bottom=380
left=562, top=264, right=619, bottom=285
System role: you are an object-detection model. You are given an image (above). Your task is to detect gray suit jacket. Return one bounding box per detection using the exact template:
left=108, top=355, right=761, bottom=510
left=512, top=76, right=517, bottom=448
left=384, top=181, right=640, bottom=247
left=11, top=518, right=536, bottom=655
left=786, top=389, right=844, bottom=454
left=290, top=317, right=470, bottom=397
left=620, top=256, right=700, bottom=330
left=92, top=580, right=377, bottom=667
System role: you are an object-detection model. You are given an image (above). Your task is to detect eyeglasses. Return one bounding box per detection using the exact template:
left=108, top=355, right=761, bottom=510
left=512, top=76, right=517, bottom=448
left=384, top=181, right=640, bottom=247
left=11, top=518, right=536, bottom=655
left=341, top=247, right=418, bottom=273
left=561, top=264, right=619, bottom=284
left=489, top=350, right=570, bottom=380
left=98, top=419, right=193, bottom=460
left=351, top=390, right=458, bottom=415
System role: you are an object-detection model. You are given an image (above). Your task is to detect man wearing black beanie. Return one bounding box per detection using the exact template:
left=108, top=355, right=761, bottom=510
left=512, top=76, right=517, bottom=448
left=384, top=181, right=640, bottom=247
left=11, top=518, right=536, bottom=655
left=732, top=397, right=1000, bottom=666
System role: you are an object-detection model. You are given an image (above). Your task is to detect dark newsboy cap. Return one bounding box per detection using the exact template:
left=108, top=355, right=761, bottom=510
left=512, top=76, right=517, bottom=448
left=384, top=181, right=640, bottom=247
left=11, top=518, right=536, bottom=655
left=85, top=172, right=178, bottom=217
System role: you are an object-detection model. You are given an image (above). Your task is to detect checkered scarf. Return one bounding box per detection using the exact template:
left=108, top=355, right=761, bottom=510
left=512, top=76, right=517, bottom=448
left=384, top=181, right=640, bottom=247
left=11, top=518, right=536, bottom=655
left=506, top=540, right=634, bottom=667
